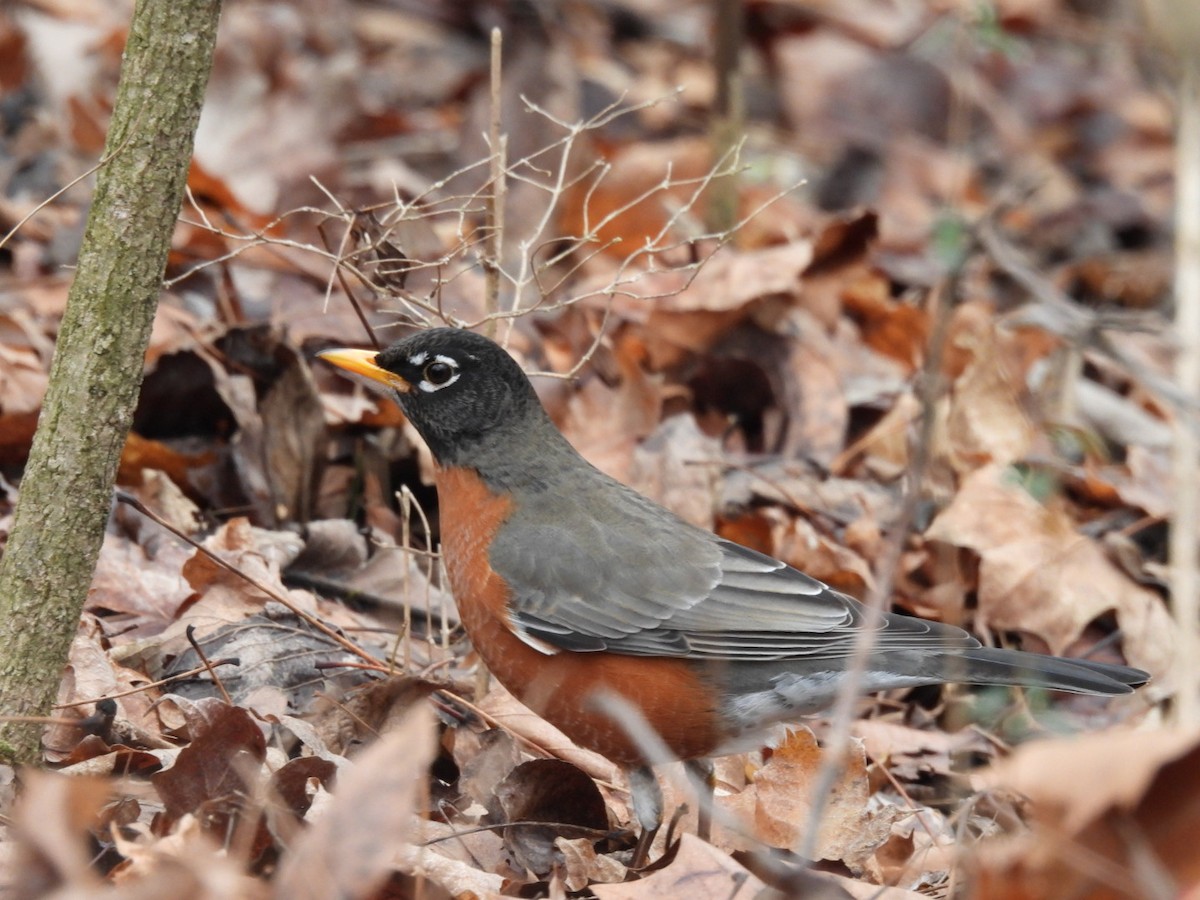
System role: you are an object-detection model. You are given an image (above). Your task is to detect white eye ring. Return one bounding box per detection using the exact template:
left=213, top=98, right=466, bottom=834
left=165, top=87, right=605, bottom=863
left=416, top=354, right=460, bottom=392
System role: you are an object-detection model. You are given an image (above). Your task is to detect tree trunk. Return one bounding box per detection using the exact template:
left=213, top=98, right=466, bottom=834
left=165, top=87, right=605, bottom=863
left=0, top=0, right=223, bottom=763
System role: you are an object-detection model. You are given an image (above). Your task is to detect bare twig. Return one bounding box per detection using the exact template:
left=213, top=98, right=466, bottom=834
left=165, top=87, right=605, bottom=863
left=116, top=491, right=385, bottom=670
left=53, top=658, right=240, bottom=709
left=1158, top=0, right=1200, bottom=726
left=185, top=623, right=232, bottom=704
left=483, top=27, right=506, bottom=337
left=798, top=212, right=968, bottom=863
left=0, top=129, right=137, bottom=252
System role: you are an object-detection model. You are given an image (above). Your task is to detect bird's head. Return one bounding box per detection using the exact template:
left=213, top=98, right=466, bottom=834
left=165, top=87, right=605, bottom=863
left=319, top=328, right=546, bottom=466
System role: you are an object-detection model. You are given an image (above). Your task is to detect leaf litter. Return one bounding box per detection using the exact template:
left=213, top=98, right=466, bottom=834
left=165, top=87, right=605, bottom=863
left=0, top=1, right=1189, bottom=897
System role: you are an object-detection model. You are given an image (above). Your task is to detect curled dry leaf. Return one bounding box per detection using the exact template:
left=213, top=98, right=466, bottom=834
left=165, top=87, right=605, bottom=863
left=151, top=703, right=267, bottom=834
left=925, top=465, right=1172, bottom=673
left=117, top=432, right=218, bottom=493
left=851, top=718, right=979, bottom=783
left=7, top=770, right=110, bottom=895
left=555, top=836, right=628, bottom=890
left=560, top=333, right=663, bottom=484
left=0, top=343, right=47, bottom=466
left=717, top=727, right=896, bottom=873
left=477, top=683, right=619, bottom=785
left=657, top=241, right=814, bottom=315
left=86, top=530, right=194, bottom=635
left=258, top=341, right=327, bottom=524
left=603, top=240, right=815, bottom=370
left=454, top=727, right=523, bottom=810
left=941, top=325, right=1036, bottom=475
left=273, top=704, right=436, bottom=900
left=394, top=838, right=506, bottom=898
left=302, top=676, right=439, bottom=757
left=491, top=758, right=610, bottom=877
left=760, top=731, right=893, bottom=870
left=841, top=270, right=929, bottom=373
left=592, top=833, right=766, bottom=900
left=971, top=728, right=1200, bottom=899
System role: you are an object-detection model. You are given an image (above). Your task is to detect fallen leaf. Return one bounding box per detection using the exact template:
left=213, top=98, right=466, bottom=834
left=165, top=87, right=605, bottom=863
left=151, top=704, right=267, bottom=834
left=272, top=704, right=436, bottom=900
left=971, top=728, right=1200, bottom=900
left=753, top=729, right=892, bottom=868
left=555, top=836, right=627, bottom=890
left=477, top=683, right=618, bottom=785
left=8, top=770, right=110, bottom=895
left=925, top=465, right=1173, bottom=673
left=491, top=759, right=610, bottom=876
left=628, top=412, right=721, bottom=529
left=592, top=833, right=766, bottom=899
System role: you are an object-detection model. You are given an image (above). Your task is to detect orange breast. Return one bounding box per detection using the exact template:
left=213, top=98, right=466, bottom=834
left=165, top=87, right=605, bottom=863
left=435, top=466, right=722, bottom=765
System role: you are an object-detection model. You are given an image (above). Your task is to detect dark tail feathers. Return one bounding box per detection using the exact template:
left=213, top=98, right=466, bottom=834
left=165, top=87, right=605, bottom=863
left=943, top=647, right=1149, bottom=695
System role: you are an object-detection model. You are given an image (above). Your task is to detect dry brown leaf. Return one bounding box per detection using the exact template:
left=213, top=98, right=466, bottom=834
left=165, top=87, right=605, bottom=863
left=941, top=325, right=1036, bottom=474
left=301, top=677, right=437, bottom=757
left=554, top=836, right=627, bottom=890
left=758, top=730, right=893, bottom=869
left=0, top=342, right=46, bottom=465
left=86, top=531, right=194, bottom=632
left=1117, top=445, right=1172, bottom=519
left=45, top=614, right=166, bottom=761
left=453, top=727, right=523, bottom=810
left=832, top=391, right=919, bottom=480
left=7, top=770, right=110, bottom=895
left=477, top=683, right=618, bottom=785
left=987, top=727, right=1200, bottom=834
left=415, top=819, right=509, bottom=889
left=151, top=703, right=267, bottom=834
left=826, top=873, right=933, bottom=900
left=561, top=334, right=663, bottom=483
left=841, top=271, right=928, bottom=372
left=774, top=514, right=875, bottom=596
left=491, top=759, right=610, bottom=876
left=273, top=704, right=436, bottom=900
left=638, top=307, right=749, bottom=370
left=628, top=412, right=721, bottom=529
left=110, top=814, right=267, bottom=899
left=717, top=727, right=893, bottom=871
left=851, top=719, right=976, bottom=782
left=600, top=241, right=814, bottom=369
left=780, top=319, right=850, bottom=467
left=925, top=465, right=1172, bottom=673
left=394, top=835, right=507, bottom=898
left=971, top=728, right=1200, bottom=900
left=592, top=833, right=766, bottom=899
left=180, top=516, right=301, bottom=598
left=660, top=240, right=814, bottom=314
left=258, top=340, right=327, bottom=523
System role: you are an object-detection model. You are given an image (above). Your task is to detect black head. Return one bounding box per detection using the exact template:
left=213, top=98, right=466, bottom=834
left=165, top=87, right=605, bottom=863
left=320, top=328, right=553, bottom=467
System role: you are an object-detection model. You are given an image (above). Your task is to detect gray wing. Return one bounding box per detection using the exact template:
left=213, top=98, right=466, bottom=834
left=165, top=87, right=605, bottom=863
left=489, top=478, right=976, bottom=661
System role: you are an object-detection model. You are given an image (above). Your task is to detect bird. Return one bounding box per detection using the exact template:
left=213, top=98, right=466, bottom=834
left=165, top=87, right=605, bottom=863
left=319, top=328, right=1149, bottom=854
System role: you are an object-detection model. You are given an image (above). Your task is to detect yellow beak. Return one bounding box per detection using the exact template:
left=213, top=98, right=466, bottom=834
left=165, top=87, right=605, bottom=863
left=318, top=348, right=412, bottom=394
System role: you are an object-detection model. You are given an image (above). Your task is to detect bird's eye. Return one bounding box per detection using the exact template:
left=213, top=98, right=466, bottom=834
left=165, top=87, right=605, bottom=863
left=424, top=360, right=456, bottom=385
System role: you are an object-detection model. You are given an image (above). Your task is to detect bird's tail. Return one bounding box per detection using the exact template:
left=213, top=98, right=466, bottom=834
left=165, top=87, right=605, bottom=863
left=939, top=647, right=1149, bottom=695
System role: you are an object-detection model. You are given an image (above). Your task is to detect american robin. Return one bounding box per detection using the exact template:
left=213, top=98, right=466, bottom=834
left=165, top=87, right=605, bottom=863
left=320, top=328, right=1148, bottom=844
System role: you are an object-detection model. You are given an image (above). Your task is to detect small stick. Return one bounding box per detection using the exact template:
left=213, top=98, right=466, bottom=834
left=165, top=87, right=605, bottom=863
left=483, top=27, right=507, bottom=337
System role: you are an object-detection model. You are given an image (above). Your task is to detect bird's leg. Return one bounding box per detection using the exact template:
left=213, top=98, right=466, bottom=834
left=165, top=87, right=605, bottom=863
left=627, top=764, right=662, bottom=868
left=684, top=757, right=715, bottom=842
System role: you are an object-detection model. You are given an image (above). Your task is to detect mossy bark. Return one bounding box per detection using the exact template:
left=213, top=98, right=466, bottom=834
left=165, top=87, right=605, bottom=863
left=0, top=0, right=223, bottom=763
